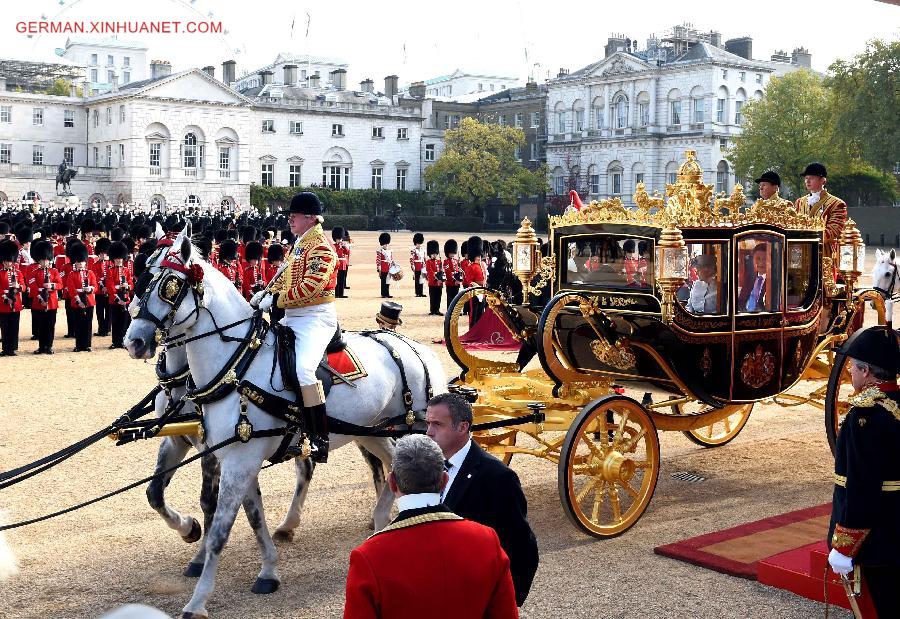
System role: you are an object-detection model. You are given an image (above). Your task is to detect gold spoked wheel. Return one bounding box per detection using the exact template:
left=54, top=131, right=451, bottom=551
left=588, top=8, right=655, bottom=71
left=825, top=353, right=858, bottom=456
left=558, top=395, right=660, bottom=538
left=474, top=429, right=517, bottom=465
left=675, top=403, right=753, bottom=447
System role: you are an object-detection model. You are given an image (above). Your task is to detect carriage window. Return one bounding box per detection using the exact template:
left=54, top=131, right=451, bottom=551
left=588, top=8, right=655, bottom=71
left=677, top=242, right=727, bottom=315
left=563, top=234, right=654, bottom=291
left=736, top=234, right=782, bottom=313
left=786, top=242, right=819, bottom=310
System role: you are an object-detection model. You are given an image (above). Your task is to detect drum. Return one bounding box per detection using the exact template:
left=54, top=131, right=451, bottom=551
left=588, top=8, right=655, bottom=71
left=389, top=264, right=404, bottom=281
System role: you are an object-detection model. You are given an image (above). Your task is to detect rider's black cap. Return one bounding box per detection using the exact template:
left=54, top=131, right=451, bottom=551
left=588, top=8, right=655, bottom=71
left=284, top=192, right=323, bottom=216
left=754, top=170, right=781, bottom=186
left=801, top=162, right=827, bottom=178
left=838, top=326, right=900, bottom=375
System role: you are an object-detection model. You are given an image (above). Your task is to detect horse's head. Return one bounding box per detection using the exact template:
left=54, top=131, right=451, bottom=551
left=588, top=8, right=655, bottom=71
left=872, top=248, right=899, bottom=300
left=125, top=224, right=205, bottom=359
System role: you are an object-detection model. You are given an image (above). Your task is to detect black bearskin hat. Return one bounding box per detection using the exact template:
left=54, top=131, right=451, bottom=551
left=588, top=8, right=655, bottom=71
left=426, top=240, right=440, bottom=255
left=56, top=221, right=72, bottom=236
left=244, top=241, right=264, bottom=262
left=460, top=241, right=468, bottom=257
left=240, top=226, right=257, bottom=243
left=267, top=243, right=284, bottom=262
left=444, top=239, right=458, bottom=255
left=0, top=239, right=19, bottom=263
left=80, top=218, right=95, bottom=235
left=332, top=226, right=344, bottom=242
left=413, top=232, right=424, bottom=245
left=214, top=229, right=228, bottom=243
left=108, top=241, right=129, bottom=261
left=467, top=236, right=483, bottom=261
left=15, top=226, right=33, bottom=245
left=195, top=237, right=213, bottom=261
left=31, top=240, right=53, bottom=263
left=378, top=232, right=391, bottom=246
left=69, top=242, right=88, bottom=263
left=218, top=239, right=238, bottom=261
left=94, top=237, right=111, bottom=255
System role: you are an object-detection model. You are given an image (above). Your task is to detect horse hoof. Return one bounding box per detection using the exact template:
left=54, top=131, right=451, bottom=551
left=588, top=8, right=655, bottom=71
left=251, top=577, right=280, bottom=594
left=181, top=518, right=202, bottom=543
left=272, top=529, right=294, bottom=543
left=183, top=562, right=204, bottom=578
left=181, top=613, right=207, bottom=619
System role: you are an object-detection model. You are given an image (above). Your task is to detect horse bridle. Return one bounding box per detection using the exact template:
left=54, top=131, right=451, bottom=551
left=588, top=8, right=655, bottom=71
left=874, top=261, right=899, bottom=301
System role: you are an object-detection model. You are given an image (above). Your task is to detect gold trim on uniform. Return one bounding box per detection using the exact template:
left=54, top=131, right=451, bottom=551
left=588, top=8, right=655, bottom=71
left=834, top=472, right=900, bottom=491
left=273, top=224, right=338, bottom=309
left=848, top=386, right=900, bottom=421
left=369, top=511, right=462, bottom=538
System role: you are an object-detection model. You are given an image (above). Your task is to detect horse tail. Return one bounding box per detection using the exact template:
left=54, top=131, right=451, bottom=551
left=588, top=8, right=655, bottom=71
left=0, top=511, right=18, bottom=581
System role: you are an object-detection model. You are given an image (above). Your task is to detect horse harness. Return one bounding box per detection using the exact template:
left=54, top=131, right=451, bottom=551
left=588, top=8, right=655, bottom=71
left=875, top=260, right=900, bottom=301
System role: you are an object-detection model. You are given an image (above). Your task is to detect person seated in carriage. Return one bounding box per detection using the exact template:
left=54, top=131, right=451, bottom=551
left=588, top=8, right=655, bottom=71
left=685, top=253, right=720, bottom=314
left=738, top=241, right=781, bottom=313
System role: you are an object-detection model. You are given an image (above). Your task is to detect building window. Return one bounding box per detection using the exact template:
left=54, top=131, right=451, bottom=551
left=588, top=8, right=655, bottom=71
left=219, top=147, right=230, bottom=178
left=589, top=174, right=600, bottom=194
left=105, top=145, right=112, bottom=167
left=118, top=144, right=125, bottom=167
left=0, top=144, right=10, bottom=164
left=33, top=108, right=43, bottom=126
left=716, top=98, right=725, bottom=123
left=670, top=100, right=681, bottom=126
left=332, top=123, right=343, bottom=136
left=693, top=98, right=704, bottom=124
left=64, top=110, right=75, bottom=127
left=498, top=115, right=506, bottom=127
left=443, top=115, right=451, bottom=130
left=322, top=165, right=350, bottom=189
left=123, top=71, right=130, bottom=84
left=289, top=164, right=302, bottom=187
left=719, top=138, right=728, bottom=150
left=425, top=144, right=435, bottom=161
left=261, top=163, right=274, bottom=187
left=452, top=115, right=461, bottom=128
left=149, top=143, right=161, bottom=169
left=734, top=101, right=744, bottom=125
left=554, top=174, right=565, bottom=195
left=119, top=105, right=125, bottom=123
left=639, top=103, right=649, bottom=126
left=396, top=168, right=407, bottom=190
left=716, top=161, right=729, bottom=193
left=371, top=167, right=383, bottom=189
left=183, top=133, right=197, bottom=169
left=739, top=71, right=746, bottom=82
left=107, top=70, right=114, bottom=83
left=514, top=146, right=521, bottom=161
left=667, top=171, right=677, bottom=185
left=92, top=146, right=99, bottom=166
left=756, top=73, right=762, bottom=84
left=615, top=96, right=628, bottom=129
left=557, top=110, right=565, bottom=134
left=372, top=126, right=383, bottom=138
left=722, top=69, right=728, bottom=79
left=515, top=113, right=523, bottom=128
left=0, top=106, right=10, bottom=123
left=91, top=69, right=98, bottom=83
left=397, top=127, right=408, bottom=140
left=530, top=142, right=538, bottom=161
left=32, top=145, right=43, bottom=165
left=107, top=54, right=114, bottom=66
left=123, top=56, right=130, bottom=67
left=530, top=111, right=540, bottom=128
left=290, top=121, right=303, bottom=134
left=63, top=146, right=73, bottom=166
left=90, top=54, right=98, bottom=66
left=612, top=172, right=622, bottom=195
left=261, top=119, right=275, bottom=133
left=575, top=109, right=585, bottom=132
left=105, top=107, right=112, bottom=125
left=635, top=172, right=645, bottom=186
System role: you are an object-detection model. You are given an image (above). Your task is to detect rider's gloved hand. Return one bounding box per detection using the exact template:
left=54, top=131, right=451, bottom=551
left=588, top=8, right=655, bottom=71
left=249, top=289, right=268, bottom=309
left=828, top=548, right=853, bottom=576
left=258, top=293, right=277, bottom=312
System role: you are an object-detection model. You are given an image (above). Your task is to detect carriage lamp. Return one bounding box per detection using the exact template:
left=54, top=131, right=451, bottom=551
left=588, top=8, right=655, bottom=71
left=513, top=217, right=541, bottom=303
left=655, top=222, right=688, bottom=324
left=838, top=218, right=865, bottom=291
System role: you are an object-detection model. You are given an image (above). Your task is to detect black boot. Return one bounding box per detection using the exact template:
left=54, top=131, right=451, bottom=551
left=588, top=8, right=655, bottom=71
left=304, top=402, right=329, bottom=463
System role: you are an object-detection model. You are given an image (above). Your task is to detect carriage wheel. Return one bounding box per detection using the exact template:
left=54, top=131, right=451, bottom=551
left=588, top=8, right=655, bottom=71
left=474, top=429, right=517, bottom=465
left=824, top=353, right=857, bottom=456
left=558, top=395, right=660, bottom=538
left=675, top=403, right=753, bottom=447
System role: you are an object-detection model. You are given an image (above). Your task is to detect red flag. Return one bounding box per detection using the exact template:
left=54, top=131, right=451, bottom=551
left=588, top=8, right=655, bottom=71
left=569, top=190, right=584, bottom=211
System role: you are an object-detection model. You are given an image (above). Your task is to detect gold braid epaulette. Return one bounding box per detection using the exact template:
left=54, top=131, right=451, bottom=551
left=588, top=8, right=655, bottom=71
left=369, top=511, right=462, bottom=539
left=848, top=387, right=900, bottom=421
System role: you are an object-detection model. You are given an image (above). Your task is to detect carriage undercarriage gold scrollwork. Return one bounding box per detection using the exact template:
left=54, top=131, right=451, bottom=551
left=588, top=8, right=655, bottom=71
left=445, top=150, right=881, bottom=538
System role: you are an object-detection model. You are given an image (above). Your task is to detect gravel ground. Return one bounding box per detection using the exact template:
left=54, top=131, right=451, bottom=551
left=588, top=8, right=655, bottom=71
left=0, top=230, right=875, bottom=619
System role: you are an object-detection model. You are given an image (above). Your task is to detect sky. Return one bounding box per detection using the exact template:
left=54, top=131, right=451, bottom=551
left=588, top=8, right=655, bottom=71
left=1, top=0, right=897, bottom=87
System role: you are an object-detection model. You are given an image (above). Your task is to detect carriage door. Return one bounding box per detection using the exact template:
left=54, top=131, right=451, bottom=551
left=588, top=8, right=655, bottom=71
left=781, top=239, right=821, bottom=390
left=731, top=232, right=785, bottom=401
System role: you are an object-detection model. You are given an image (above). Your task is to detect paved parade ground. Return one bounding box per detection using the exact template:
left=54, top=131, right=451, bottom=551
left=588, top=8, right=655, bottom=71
left=0, top=230, right=870, bottom=618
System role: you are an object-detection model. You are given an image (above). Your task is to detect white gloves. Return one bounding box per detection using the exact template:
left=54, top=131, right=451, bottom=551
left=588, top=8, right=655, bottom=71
left=828, top=548, right=853, bottom=576
left=258, top=293, right=275, bottom=312
left=249, top=289, right=268, bottom=309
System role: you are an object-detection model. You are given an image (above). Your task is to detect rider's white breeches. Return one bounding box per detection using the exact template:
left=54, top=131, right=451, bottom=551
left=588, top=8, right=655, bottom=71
left=281, top=304, right=338, bottom=405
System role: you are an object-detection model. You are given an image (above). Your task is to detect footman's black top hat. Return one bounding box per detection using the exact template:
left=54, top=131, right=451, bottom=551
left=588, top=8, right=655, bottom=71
left=801, top=162, right=827, bottom=178
left=838, top=326, right=900, bottom=375
left=754, top=170, right=781, bottom=186
left=376, top=301, right=403, bottom=326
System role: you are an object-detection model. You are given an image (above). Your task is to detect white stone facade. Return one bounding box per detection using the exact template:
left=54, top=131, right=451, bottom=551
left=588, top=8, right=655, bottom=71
left=62, top=37, right=148, bottom=93
left=545, top=45, right=780, bottom=205
left=422, top=70, right=518, bottom=98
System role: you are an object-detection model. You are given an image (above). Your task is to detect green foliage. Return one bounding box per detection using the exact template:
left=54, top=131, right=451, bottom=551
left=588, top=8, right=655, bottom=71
left=424, top=117, right=548, bottom=213
left=321, top=215, right=369, bottom=231
left=374, top=215, right=483, bottom=232
left=827, top=161, right=899, bottom=207
left=250, top=185, right=433, bottom=216
left=46, top=78, right=81, bottom=97
left=827, top=39, right=900, bottom=172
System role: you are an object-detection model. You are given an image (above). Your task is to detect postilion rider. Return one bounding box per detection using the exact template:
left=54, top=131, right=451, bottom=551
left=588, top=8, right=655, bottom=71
left=250, top=192, right=337, bottom=463
left=827, top=326, right=900, bottom=618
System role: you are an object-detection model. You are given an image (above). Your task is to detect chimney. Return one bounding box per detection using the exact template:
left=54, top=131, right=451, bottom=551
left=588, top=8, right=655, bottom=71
left=709, top=31, right=722, bottom=48
left=384, top=75, right=398, bottom=98
left=222, top=60, right=236, bottom=85
left=150, top=60, right=172, bottom=79
left=605, top=35, right=627, bottom=58
left=525, top=81, right=537, bottom=94
left=260, top=70, right=274, bottom=85
left=409, top=80, right=426, bottom=98
left=283, top=64, right=297, bottom=85
left=792, top=47, right=812, bottom=69
left=330, top=68, right=347, bottom=90
left=360, top=78, right=374, bottom=93
left=557, top=68, right=569, bottom=78
left=202, top=65, right=215, bottom=79
left=724, top=37, right=753, bottom=60
left=309, top=73, right=321, bottom=88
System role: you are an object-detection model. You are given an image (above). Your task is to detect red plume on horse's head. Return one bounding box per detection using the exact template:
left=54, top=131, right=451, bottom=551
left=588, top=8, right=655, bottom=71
left=569, top=190, right=585, bottom=211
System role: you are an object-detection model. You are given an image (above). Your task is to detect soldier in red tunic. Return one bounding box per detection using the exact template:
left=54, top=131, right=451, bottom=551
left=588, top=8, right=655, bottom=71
left=66, top=242, right=97, bottom=352
left=242, top=241, right=265, bottom=301
left=27, top=240, right=62, bottom=354
left=215, top=239, right=243, bottom=292
left=105, top=241, right=133, bottom=349
left=332, top=226, right=350, bottom=298
left=264, top=243, right=286, bottom=324
left=443, top=239, right=462, bottom=312
left=342, top=228, right=353, bottom=290
left=425, top=240, right=444, bottom=316
left=376, top=232, right=394, bottom=299
left=410, top=232, right=426, bottom=298
left=0, top=240, right=25, bottom=356
left=91, top=237, right=111, bottom=337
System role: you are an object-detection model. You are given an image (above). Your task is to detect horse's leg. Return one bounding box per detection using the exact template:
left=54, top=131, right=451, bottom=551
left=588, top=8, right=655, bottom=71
left=145, top=436, right=201, bottom=542
left=181, top=451, right=260, bottom=619
left=242, top=478, right=280, bottom=594
left=355, top=437, right=395, bottom=531
left=184, top=453, right=220, bottom=577
left=273, top=456, right=314, bottom=543
left=357, top=443, right=387, bottom=530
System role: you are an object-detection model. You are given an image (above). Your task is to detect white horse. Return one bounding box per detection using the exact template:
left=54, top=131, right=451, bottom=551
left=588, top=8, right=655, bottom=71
left=124, top=230, right=445, bottom=619
left=872, top=248, right=900, bottom=302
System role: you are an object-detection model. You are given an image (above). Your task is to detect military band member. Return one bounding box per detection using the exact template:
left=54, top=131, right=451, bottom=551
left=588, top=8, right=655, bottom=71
left=252, top=192, right=337, bottom=463
left=376, top=232, right=395, bottom=299
left=333, top=226, right=350, bottom=298
left=0, top=239, right=24, bottom=356
left=342, top=229, right=353, bottom=290
left=425, top=240, right=444, bottom=316
left=27, top=240, right=62, bottom=354
left=91, top=237, right=111, bottom=337
left=828, top=326, right=900, bottom=618
left=242, top=241, right=265, bottom=302
left=65, top=242, right=97, bottom=352
left=443, top=239, right=462, bottom=312
left=795, top=163, right=847, bottom=262
left=215, top=239, right=243, bottom=292
left=410, top=232, right=426, bottom=298
left=106, top=241, right=133, bottom=349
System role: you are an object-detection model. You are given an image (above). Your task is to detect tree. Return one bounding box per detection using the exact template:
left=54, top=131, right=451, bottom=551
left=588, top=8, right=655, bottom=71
left=827, top=160, right=898, bottom=207
left=47, top=78, right=81, bottom=97
left=425, top=117, right=548, bottom=214
left=728, top=70, right=840, bottom=199
left=827, top=39, right=900, bottom=173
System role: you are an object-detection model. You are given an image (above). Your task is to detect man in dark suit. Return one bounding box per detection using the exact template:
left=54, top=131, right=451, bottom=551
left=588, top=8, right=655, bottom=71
left=344, top=434, right=517, bottom=619
left=737, top=243, right=769, bottom=312
left=425, top=393, right=539, bottom=607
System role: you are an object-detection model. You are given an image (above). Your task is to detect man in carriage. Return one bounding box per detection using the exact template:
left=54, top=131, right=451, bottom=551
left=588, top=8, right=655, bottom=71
left=251, top=192, right=337, bottom=463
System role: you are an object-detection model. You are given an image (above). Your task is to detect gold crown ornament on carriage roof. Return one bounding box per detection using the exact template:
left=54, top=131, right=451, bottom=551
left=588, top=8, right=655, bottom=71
left=548, top=150, right=824, bottom=231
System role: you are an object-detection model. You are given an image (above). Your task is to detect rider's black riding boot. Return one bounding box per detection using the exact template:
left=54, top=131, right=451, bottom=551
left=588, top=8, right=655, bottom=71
left=304, top=402, right=329, bottom=463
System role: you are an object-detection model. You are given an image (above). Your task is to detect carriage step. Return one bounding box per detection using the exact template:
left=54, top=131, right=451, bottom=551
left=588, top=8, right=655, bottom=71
left=670, top=471, right=707, bottom=483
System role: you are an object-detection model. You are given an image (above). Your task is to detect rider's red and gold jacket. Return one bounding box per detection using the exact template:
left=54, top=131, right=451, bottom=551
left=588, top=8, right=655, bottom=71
left=274, top=224, right=337, bottom=309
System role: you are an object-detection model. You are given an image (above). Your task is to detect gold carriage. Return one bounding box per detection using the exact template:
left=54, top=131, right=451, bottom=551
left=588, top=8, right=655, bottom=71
left=445, top=151, right=883, bottom=538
